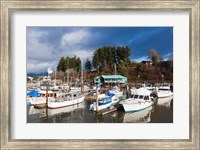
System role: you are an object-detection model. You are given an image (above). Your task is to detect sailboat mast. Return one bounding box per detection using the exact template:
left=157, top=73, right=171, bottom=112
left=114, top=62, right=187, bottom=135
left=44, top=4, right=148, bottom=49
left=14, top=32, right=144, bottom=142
left=54, top=68, right=56, bottom=86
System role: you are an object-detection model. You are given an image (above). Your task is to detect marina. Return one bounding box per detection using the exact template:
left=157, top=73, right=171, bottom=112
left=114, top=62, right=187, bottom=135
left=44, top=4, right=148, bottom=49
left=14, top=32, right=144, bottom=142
left=27, top=82, right=173, bottom=123
left=27, top=27, right=174, bottom=123
left=27, top=96, right=173, bottom=123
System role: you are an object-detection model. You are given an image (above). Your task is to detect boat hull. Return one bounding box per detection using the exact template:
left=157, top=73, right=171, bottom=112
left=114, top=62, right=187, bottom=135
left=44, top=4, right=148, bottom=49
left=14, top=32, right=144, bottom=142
left=33, top=103, right=47, bottom=109
left=122, top=101, right=153, bottom=113
left=48, top=96, right=85, bottom=109
left=157, top=92, right=173, bottom=98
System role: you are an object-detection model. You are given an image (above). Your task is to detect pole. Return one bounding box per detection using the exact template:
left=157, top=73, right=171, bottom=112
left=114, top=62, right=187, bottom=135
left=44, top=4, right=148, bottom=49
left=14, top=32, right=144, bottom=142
left=96, top=86, right=98, bottom=112
left=46, top=86, right=48, bottom=106
left=54, top=70, right=56, bottom=86
left=81, top=59, right=84, bottom=94
left=114, top=63, right=116, bottom=86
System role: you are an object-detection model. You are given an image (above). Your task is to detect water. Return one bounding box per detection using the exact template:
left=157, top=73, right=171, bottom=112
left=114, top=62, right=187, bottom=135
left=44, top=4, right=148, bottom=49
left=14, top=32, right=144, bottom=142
left=27, top=97, right=173, bottom=123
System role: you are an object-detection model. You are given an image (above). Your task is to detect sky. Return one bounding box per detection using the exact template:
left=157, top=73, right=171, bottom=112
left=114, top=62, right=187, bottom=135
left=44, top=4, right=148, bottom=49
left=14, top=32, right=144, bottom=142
left=27, top=27, right=173, bottom=73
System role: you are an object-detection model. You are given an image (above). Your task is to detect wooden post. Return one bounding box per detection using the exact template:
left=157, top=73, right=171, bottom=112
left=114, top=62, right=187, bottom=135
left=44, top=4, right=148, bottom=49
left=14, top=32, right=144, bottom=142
left=96, top=86, right=98, bottom=112
left=46, top=86, right=48, bottom=106
left=92, top=84, right=94, bottom=96
left=81, top=83, right=83, bottom=95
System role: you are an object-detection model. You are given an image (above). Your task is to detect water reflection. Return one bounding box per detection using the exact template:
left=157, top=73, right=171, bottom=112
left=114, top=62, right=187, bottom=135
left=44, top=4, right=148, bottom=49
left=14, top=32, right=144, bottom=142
left=122, top=106, right=152, bottom=123
left=27, top=96, right=173, bottom=123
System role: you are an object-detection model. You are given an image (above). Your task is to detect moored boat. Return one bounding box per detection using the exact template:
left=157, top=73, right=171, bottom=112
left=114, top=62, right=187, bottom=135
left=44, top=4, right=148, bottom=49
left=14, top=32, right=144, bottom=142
left=156, top=84, right=173, bottom=98
left=109, top=86, right=123, bottom=98
left=89, top=93, right=119, bottom=111
left=28, top=90, right=62, bottom=108
left=120, top=87, right=154, bottom=113
left=48, top=92, right=85, bottom=109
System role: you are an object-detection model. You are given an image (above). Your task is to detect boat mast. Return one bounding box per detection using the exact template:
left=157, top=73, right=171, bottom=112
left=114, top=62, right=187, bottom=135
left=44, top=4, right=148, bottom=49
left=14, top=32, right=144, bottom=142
left=81, top=59, right=84, bottom=94
left=54, top=68, right=56, bottom=86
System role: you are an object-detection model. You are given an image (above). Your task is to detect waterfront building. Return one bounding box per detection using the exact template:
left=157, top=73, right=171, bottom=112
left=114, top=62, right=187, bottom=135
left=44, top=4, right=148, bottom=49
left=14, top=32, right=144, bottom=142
left=93, top=75, right=127, bottom=86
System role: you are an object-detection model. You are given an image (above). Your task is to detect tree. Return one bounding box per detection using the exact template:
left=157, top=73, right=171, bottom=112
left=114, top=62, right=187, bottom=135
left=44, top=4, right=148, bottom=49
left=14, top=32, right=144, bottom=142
left=92, top=46, right=131, bottom=73
left=57, top=57, right=67, bottom=72
left=148, top=49, right=162, bottom=64
left=85, top=59, right=92, bottom=72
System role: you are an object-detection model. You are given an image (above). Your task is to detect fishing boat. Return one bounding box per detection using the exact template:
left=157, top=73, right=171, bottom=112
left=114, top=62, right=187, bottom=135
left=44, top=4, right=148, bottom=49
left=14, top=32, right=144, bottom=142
left=156, top=84, right=173, bottom=98
left=48, top=92, right=85, bottom=109
left=28, top=90, right=62, bottom=108
left=89, top=93, right=119, bottom=111
left=120, top=87, right=154, bottom=113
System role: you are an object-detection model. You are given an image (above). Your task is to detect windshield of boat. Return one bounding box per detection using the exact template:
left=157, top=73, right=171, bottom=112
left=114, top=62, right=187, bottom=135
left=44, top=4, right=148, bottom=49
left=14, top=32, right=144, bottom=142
left=133, top=95, right=139, bottom=98
left=139, top=95, right=144, bottom=99
left=159, top=89, right=170, bottom=91
left=144, top=96, right=149, bottom=100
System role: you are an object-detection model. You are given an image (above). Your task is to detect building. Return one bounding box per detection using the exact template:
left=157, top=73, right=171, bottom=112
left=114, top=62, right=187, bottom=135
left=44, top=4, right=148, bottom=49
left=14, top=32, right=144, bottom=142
left=141, top=61, right=152, bottom=65
left=94, top=75, right=127, bottom=85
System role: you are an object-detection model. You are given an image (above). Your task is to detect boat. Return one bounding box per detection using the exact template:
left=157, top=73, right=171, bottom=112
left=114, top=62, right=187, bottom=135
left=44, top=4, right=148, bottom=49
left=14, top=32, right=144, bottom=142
left=28, top=90, right=62, bottom=108
left=48, top=102, right=84, bottom=116
left=89, top=93, right=119, bottom=111
left=108, top=86, right=123, bottom=98
left=120, top=87, right=154, bottom=113
left=156, top=84, right=173, bottom=98
left=157, top=97, right=173, bottom=108
left=89, top=86, right=101, bottom=95
left=48, top=92, right=85, bottom=109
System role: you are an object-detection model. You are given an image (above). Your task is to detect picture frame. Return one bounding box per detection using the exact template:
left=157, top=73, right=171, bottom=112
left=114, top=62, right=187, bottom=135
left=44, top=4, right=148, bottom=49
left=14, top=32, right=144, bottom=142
left=0, top=0, right=199, bottom=149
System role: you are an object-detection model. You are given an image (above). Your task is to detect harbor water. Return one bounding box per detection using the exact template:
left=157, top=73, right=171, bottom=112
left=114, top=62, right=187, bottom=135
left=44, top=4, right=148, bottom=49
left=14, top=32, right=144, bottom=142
left=27, top=97, right=173, bottom=123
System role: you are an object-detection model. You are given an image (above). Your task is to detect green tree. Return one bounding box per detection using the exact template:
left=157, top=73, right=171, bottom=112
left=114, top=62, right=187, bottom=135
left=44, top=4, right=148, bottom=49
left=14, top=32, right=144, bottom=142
left=85, top=59, right=92, bottom=72
left=92, top=46, right=131, bottom=73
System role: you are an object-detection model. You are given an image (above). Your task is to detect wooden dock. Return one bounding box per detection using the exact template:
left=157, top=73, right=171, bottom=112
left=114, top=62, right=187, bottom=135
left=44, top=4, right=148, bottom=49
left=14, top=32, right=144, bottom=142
left=101, top=108, right=117, bottom=115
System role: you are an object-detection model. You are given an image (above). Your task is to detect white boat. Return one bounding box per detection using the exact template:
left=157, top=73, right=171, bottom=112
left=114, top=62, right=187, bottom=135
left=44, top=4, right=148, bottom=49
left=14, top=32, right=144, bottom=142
left=157, top=84, right=173, bottom=98
left=157, top=97, right=173, bottom=108
left=89, top=86, right=101, bottom=94
left=122, top=106, right=153, bottom=123
left=109, top=86, right=123, bottom=98
left=48, top=102, right=84, bottom=116
left=48, top=92, right=85, bottom=109
left=28, top=90, right=62, bottom=107
left=120, top=87, right=154, bottom=113
left=89, top=93, right=119, bottom=111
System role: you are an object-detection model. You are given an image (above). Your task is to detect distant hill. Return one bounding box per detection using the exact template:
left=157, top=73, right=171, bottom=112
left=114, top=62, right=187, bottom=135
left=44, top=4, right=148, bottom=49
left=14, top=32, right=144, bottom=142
left=27, top=72, right=48, bottom=76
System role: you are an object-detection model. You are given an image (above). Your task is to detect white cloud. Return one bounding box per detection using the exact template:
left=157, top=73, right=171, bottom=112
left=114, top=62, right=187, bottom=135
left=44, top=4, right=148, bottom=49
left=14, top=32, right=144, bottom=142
left=132, top=56, right=150, bottom=62
left=27, top=28, right=94, bottom=73
left=163, top=52, right=172, bottom=61
left=59, top=29, right=94, bottom=61
left=27, top=29, right=60, bottom=73
left=61, top=30, right=90, bottom=47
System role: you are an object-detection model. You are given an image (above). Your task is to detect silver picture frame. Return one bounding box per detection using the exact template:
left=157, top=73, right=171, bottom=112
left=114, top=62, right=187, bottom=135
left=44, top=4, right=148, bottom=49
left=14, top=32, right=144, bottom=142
left=0, top=0, right=199, bottom=149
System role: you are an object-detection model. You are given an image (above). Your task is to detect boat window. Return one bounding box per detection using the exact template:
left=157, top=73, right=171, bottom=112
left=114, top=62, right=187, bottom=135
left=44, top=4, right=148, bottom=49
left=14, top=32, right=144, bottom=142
left=144, top=96, right=149, bottom=100
left=73, top=94, right=76, bottom=97
left=134, top=95, right=139, bottom=98
left=139, top=95, right=144, bottom=99
left=159, top=89, right=169, bottom=91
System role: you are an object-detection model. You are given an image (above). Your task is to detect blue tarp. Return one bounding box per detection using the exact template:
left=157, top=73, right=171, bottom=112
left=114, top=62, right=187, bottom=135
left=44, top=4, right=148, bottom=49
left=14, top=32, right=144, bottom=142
left=107, top=93, right=115, bottom=97
left=27, top=90, right=38, bottom=97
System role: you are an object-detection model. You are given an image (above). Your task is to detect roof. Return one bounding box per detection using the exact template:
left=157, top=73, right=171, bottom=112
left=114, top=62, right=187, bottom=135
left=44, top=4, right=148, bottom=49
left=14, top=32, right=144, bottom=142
left=40, top=84, right=53, bottom=87
left=101, top=75, right=127, bottom=79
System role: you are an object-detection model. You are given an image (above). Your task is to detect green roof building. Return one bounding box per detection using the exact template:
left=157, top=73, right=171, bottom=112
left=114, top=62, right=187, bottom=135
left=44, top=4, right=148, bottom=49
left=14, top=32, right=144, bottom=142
left=94, top=75, right=127, bottom=85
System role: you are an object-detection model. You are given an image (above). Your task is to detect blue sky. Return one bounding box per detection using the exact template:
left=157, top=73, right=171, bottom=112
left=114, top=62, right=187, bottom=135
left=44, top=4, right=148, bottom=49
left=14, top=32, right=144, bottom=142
left=27, top=27, right=173, bottom=73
